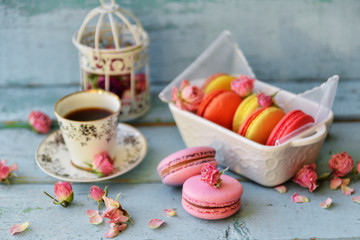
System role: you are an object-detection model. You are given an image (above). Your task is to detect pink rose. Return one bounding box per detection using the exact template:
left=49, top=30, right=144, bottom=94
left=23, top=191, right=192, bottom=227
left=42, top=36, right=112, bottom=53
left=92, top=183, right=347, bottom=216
left=93, top=152, right=115, bottom=176
left=171, top=80, right=204, bottom=112
left=54, top=181, right=74, bottom=203
left=357, top=161, right=360, bottom=175
left=257, top=92, right=273, bottom=108
left=200, top=163, right=221, bottom=187
left=0, top=159, right=17, bottom=182
left=329, top=152, right=354, bottom=177
left=293, top=163, right=318, bottom=192
left=28, top=111, right=51, bottom=133
left=230, top=75, right=255, bottom=97
left=90, top=185, right=106, bottom=202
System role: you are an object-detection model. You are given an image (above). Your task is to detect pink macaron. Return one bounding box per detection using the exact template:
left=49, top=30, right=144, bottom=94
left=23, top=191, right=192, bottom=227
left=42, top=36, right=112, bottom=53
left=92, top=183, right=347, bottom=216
left=157, top=146, right=218, bottom=186
left=182, top=174, right=243, bottom=219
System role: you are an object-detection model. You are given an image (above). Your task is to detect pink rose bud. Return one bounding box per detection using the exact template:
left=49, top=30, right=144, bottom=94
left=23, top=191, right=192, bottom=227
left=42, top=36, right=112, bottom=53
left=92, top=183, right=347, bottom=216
left=329, top=152, right=354, bottom=177
left=231, top=75, right=255, bottom=97
left=257, top=92, right=273, bottom=108
left=54, top=181, right=73, bottom=203
left=0, top=159, right=17, bottom=182
left=357, top=161, right=360, bottom=175
left=171, top=80, right=204, bottom=112
left=28, top=111, right=51, bottom=134
left=90, top=185, right=106, bottom=202
left=93, top=152, right=115, bottom=176
left=293, top=163, right=318, bottom=192
left=200, top=163, right=227, bottom=188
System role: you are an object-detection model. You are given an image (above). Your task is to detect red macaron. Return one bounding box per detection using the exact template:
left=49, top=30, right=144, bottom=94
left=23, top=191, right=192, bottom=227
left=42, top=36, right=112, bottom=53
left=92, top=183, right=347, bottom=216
left=266, top=110, right=315, bottom=146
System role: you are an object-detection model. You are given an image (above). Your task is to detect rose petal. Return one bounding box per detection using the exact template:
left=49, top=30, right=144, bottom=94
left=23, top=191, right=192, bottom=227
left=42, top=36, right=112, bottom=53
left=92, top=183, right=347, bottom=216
left=330, top=177, right=342, bottom=190
left=292, top=193, right=309, bottom=203
left=342, top=178, right=350, bottom=186
left=274, top=185, right=287, bottom=194
left=86, top=210, right=103, bottom=225
left=104, top=223, right=127, bottom=238
left=9, top=222, right=29, bottom=235
left=8, top=163, right=18, bottom=172
left=320, top=198, right=332, bottom=209
left=163, top=209, right=176, bottom=216
left=148, top=219, right=164, bottom=229
left=341, top=184, right=354, bottom=196
left=90, top=215, right=103, bottom=225
left=352, top=196, right=360, bottom=203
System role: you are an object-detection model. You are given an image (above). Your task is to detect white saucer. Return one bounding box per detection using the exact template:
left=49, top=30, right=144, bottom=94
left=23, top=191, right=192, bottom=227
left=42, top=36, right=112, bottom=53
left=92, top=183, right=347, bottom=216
left=36, top=123, right=147, bottom=182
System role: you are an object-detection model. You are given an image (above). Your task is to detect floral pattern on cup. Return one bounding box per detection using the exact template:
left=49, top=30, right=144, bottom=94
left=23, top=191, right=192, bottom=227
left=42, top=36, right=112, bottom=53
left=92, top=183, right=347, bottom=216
left=58, top=116, right=118, bottom=147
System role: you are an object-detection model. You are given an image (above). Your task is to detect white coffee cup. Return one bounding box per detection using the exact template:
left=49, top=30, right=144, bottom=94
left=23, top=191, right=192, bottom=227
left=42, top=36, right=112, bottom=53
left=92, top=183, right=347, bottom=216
left=54, top=90, right=121, bottom=169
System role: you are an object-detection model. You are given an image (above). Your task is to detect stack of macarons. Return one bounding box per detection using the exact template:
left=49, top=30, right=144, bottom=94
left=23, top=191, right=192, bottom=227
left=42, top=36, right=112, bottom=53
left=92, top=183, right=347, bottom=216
left=157, top=146, right=244, bottom=220
left=193, top=73, right=315, bottom=146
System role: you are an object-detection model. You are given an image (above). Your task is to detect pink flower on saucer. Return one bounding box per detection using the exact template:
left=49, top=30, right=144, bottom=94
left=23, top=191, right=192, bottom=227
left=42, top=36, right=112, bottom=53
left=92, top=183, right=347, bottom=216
left=28, top=111, right=51, bottom=133
left=93, top=152, right=115, bottom=177
left=329, top=152, right=354, bottom=177
left=171, top=80, right=204, bottom=112
left=231, top=75, right=255, bottom=97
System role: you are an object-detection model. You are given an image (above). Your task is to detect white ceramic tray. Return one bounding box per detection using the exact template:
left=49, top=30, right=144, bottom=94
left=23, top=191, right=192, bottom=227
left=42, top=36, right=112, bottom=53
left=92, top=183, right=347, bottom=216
left=159, top=31, right=337, bottom=186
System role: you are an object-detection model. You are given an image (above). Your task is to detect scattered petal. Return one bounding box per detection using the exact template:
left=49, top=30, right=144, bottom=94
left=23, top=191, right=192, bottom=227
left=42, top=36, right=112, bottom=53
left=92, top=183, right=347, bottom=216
left=148, top=219, right=164, bottom=229
left=104, top=223, right=127, bottom=238
left=163, top=209, right=176, bottom=216
left=274, top=185, right=287, bottom=194
left=342, top=178, right=350, bottom=186
left=320, top=198, right=332, bottom=209
left=330, top=177, right=342, bottom=190
left=341, top=184, right=354, bottom=196
left=292, top=193, right=309, bottom=203
left=352, top=196, right=360, bottom=204
left=9, top=222, right=29, bottom=235
left=86, top=210, right=103, bottom=225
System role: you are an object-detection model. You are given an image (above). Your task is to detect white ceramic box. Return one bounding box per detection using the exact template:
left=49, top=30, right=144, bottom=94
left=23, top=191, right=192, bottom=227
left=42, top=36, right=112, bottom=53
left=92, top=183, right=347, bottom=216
left=159, top=31, right=337, bottom=186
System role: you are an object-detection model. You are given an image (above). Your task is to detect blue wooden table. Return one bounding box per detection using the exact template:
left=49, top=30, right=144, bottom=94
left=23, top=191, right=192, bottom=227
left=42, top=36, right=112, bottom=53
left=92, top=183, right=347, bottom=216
left=1, top=1, right=360, bottom=239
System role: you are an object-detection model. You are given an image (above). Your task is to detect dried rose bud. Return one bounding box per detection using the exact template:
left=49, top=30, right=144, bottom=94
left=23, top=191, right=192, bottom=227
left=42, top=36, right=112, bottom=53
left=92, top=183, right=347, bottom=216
left=171, top=80, right=204, bottom=112
left=28, top=111, right=51, bottom=133
left=93, top=152, right=115, bottom=176
left=0, top=159, right=17, bottom=183
left=231, top=75, right=255, bottom=97
left=293, top=163, right=318, bottom=192
left=329, top=152, right=354, bottom=177
left=90, top=185, right=106, bottom=202
left=257, top=92, right=273, bottom=108
left=54, top=181, right=74, bottom=204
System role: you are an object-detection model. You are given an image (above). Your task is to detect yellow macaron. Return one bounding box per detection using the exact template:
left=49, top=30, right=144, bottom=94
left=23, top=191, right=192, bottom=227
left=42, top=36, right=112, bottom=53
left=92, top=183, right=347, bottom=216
left=238, top=107, right=285, bottom=145
left=232, top=94, right=259, bottom=132
left=204, top=74, right=236, bottom=94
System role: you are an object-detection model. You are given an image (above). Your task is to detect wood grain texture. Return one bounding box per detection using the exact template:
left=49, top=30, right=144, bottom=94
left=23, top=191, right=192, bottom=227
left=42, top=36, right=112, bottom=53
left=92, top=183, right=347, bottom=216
left=1, top=0, right=360, bottom=86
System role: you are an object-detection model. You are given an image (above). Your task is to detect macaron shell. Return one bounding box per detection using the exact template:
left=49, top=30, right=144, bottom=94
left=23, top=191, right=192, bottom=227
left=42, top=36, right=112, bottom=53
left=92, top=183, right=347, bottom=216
left=197, top=90, right=226, bottom=118
left=201, top=73, right=228, bottom=90
left=182, top=174, right=243, bottom=220
left=240, top=107, right=285, bottom=144
left=199, top=91, right=243, bottom=130
left=157, top=146, right=218, bottom=186
left=232, top=94, right=259, bottom=132
left=204, top=75, right=236, bottom=94
left=266, top=110, right=315, bottom=146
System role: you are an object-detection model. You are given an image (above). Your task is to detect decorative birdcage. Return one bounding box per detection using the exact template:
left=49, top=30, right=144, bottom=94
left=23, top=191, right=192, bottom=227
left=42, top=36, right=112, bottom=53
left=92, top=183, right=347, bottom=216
left=73, top=0, right=150, bottom=121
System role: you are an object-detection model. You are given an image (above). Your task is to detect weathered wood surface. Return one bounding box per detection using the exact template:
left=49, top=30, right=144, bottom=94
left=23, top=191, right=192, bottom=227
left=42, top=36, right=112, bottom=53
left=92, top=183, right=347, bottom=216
left=1, top=120, right=360, bottom=239
left=1, top=0, right=360, bottom=86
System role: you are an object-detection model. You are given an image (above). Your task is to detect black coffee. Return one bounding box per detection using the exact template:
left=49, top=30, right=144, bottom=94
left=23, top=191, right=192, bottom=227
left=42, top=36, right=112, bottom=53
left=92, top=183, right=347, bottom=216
left=64, top=107, right=113, bottom=121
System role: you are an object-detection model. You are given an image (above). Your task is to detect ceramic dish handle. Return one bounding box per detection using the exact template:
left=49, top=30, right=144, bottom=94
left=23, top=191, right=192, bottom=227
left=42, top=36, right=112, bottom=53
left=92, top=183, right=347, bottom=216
left=290, top=124, right=327, bottom=147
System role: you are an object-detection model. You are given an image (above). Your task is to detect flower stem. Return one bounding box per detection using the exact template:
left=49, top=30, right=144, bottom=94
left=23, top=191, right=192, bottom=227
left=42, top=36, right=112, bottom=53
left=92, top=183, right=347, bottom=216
left=43, top=191, right=68, bottom=208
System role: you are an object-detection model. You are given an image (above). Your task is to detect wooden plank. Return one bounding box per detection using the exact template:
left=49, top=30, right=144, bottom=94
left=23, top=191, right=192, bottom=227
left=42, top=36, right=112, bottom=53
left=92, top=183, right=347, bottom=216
left=1, top=0, right=360, bottom=86
left=1, top=80, right=360, bottom=123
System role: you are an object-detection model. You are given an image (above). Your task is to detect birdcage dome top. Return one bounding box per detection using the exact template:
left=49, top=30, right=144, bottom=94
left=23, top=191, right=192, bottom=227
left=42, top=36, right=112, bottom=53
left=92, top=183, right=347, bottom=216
left=72, top=0, right=148, bottom=54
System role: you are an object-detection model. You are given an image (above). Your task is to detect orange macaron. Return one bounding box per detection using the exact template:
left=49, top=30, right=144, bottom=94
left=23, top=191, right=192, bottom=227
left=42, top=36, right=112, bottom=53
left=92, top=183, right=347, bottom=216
left=238, top=107, right=285, bottom=145
left=197, top=90, right=243, bottom=130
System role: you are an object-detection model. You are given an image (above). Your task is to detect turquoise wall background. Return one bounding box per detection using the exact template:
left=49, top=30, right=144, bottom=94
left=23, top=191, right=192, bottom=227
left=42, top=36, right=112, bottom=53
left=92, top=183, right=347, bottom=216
left=0, top=0, right=359, bottom=86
